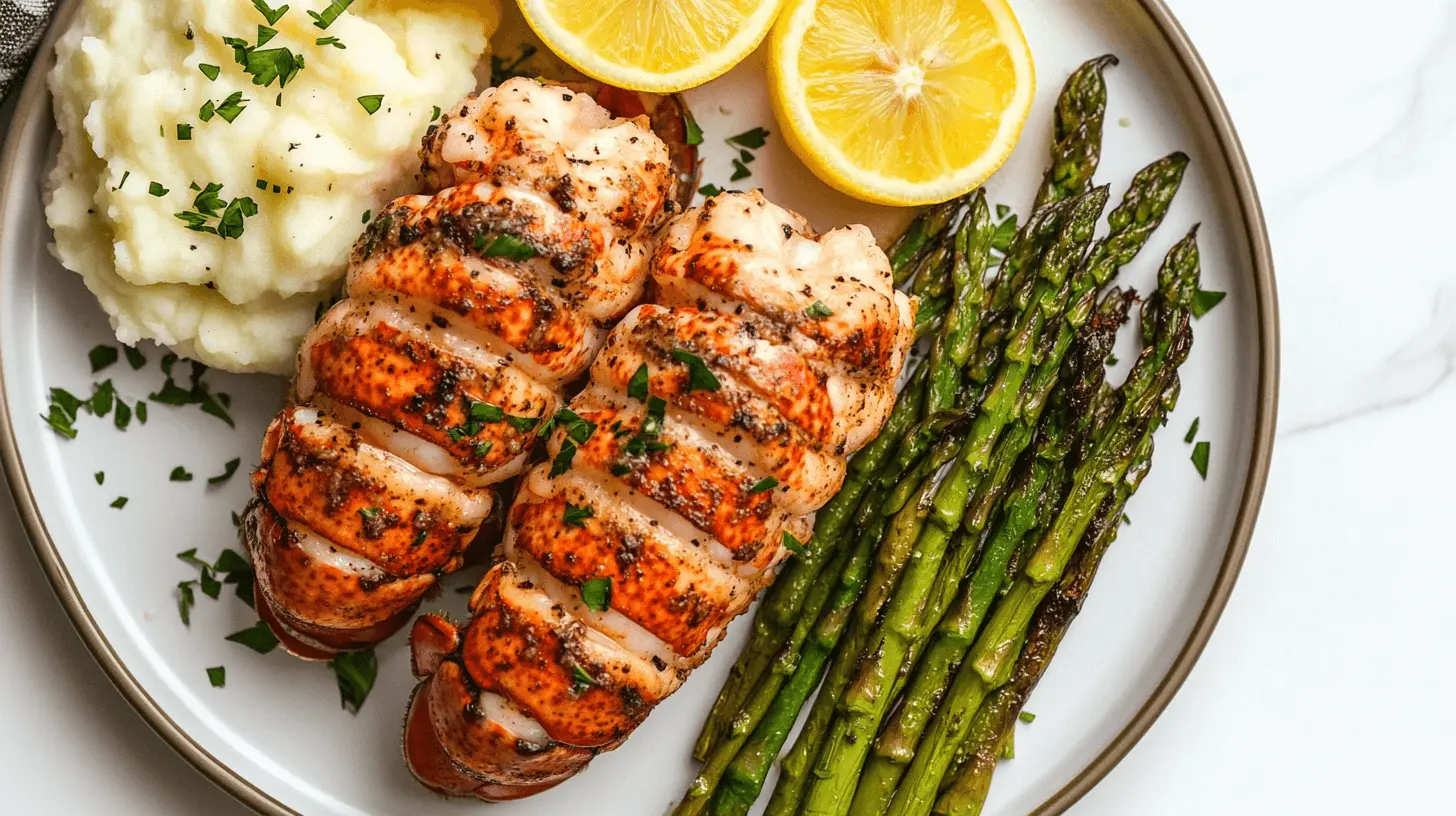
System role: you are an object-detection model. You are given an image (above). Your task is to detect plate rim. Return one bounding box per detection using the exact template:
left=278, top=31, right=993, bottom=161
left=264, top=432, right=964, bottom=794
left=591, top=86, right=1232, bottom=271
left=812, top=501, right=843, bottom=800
left=0, top=1, right=1279, bottom=813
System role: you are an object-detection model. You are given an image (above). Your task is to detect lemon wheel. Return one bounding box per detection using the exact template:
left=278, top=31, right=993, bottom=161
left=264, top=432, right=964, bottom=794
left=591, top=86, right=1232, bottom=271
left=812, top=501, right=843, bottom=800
left=769, top=0, right=1036, bottom=205
left=515, top=0, right=785, bottom=93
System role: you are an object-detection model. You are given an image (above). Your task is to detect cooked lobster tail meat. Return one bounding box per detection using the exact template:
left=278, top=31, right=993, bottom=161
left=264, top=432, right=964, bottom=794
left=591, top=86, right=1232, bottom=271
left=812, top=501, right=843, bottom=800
left=243, top=78, right=675, bottom=658
left=405, top=190, right=916, bottom=800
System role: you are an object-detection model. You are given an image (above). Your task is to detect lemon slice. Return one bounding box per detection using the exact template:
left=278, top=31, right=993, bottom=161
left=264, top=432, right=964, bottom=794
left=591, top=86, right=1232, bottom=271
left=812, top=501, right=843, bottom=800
left=769, top=0, right=1035, bottom=206
left=515, top=0, right=785, bottom=92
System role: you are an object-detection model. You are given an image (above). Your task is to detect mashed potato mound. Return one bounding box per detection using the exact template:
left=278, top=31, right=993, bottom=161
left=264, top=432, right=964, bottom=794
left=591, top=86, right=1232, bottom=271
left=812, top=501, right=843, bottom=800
left=46, top=0, right=499, bottom=374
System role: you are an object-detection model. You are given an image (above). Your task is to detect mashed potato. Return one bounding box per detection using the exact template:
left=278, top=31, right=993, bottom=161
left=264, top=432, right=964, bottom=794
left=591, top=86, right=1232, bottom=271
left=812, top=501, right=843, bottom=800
left=46, top=0, right=499, bottom=373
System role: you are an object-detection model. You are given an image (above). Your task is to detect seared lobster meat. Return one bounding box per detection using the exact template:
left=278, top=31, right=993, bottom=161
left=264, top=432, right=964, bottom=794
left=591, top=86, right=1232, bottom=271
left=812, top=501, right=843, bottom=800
left=243, top=78, right=678, bottom=657
left=404, top=191, right=916, bottom=800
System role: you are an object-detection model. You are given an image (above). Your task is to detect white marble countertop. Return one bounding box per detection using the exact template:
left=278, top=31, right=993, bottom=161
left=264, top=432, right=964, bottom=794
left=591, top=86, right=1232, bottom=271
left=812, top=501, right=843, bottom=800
left=3, top=0, right=1452, bottom=812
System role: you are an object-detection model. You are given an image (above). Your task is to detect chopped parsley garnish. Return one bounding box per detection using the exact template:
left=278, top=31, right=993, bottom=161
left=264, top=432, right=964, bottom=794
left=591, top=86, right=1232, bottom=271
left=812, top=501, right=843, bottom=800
left=698, top=184, right=723, bottom=198
left=549, top=441, right=578, bottom=478
left=996, top=203, right=1012, bottom=220
left=1106, top=353, right=1119, bottom=366
left=148, top=182, right=169, bottom=197
left=739, top=149, right=756, bottom=165
left=89, top=344, right=119, bottom=372
left=177, top=581, right=196, bottom=625
left=430, top=105, right=442, bottom=122
left=329, top=648, right=378, bottom=714
left=110, top=496, right=128, bottom=509
left=1192, top=289, right=1226, bottom=319
left=412, top=528, right=429, bottom=547
left=199, top=64, right=221, bottom=81
left=683, top=108, right=704, bottom=146
left=207, top=666, right=227, bottom=688
left=226, top=32, right=304, bottom=89
left=213, top=92, right=249, bottom=123
left=115, top=171, right=131, bottom=190
left=726, top=127, right=770, bottom=149
left=316, top=36, right=345, bottom=49
left=642, top=395, right=668, bottom=438
left=357, top=94, right=384, bottom=115
left=308, top=0, right=354, bottom=29
left=170, top=466, right=194, bottom=482
left=671, top=349, right=721, bottom=392
left=991, top=214, right=1018, bottom=254
left=177, top=123, right=193, bottom=140
left=569, top=663, right=595, bottom=692
left=174, top=183, right=258, bottom=240
left=147, top=359, right=234, bottom=426
left=1019, top=711, right=1036, bottom=723
left=1184, top=417, right=1200, bottom=444
left=579, top=576, right=611, bottom=611
left=627, top=363, right=650, bottom=401
left=473, top=441, right=493, bottom=459
left=208, top=458, right=242, bottom=485
left=470, top=401, right=505, bottom=424
left=473, top=232, right=536, bottom=260
left=113, top=400, right=132, bottom=430
left=748, top=476, right=779, bottom=494
left=358, top=506, right=380, bottom=522
left=489, top=43, right=538, bottom=86
left=251, top=0, right=290, bottom=25
left=256, top=25, right=278, bottom=47
left=506, top=414, right=541, bottom=434
left=782, top=530, right=805, bottom=555
left=730, top=159, right=751, bottom=182
left=610, top=462, right=631, bottom=477
left=1191, top=441, right=1210, bottom=479
left=200, top=568, right=222, bottom=600
left=805, top=300, right=834, bottom=319
left=94, top=472, right=104, bottom=485
left=361, top=209, right=371, bottom=224
left=225, top=620, right=279, bottom=654
left=42, top=405, right=77, bottom=438
left=564, top=502, right=594, bottom=528
left=88, top=380, right=116, bottom=417
left=544, top=408, right=596, bottom=445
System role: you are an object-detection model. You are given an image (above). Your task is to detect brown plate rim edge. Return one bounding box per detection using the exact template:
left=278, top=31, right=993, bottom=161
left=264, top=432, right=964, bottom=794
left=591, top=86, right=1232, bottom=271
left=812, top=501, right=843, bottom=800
left=0, top=1, right=1279, bottom=814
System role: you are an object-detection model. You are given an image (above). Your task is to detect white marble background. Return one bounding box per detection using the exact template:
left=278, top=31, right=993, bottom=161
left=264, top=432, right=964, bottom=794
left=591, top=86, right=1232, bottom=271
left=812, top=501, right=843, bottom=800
left=2, top=0, right=1453, bottom=812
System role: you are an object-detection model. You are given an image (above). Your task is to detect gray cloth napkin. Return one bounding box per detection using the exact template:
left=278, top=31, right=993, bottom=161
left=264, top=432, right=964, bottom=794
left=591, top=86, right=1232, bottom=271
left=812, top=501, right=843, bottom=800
left=0, top=0, right=58, bottom=105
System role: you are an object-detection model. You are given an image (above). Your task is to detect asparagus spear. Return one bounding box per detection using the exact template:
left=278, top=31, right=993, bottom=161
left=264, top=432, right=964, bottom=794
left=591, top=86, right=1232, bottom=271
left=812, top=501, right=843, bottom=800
left=800, top=188, right=1110, bottom=816
left=1032, top=55, right=1119, bottom=210
left=885, top=228, right=1200, bottom=816
left=926, top=192, right=995, bottom=415
left=692, top=363, right=929, bottom=758
left=934, top=429, right=1157, bottom=816
left=766, top=426, right=971, bottom=815
left=865, top=292, right=1129, bottom=786
left=712, top=482, right=898, bottom=814
left=675, top=533, right=857, bottom=816
left=972, top=55, right=1118, bottom=383
left=889, top=198, right=962, bottom=286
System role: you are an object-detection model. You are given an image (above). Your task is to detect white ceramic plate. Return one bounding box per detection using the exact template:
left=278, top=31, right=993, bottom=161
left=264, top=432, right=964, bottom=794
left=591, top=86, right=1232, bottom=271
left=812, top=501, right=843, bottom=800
left=0, top=1, right=1276, bottom=814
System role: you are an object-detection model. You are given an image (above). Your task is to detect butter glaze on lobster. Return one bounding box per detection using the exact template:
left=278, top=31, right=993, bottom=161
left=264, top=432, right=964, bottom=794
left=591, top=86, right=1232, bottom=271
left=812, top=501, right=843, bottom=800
left=243, top=77, right=684, bottom=657
left=404, top=191, right=916, bottom=800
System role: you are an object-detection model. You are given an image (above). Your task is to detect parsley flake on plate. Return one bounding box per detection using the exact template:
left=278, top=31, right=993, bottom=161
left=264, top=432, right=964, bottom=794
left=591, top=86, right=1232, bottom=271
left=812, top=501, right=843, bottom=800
left=329, top=648, right=378, bottom=714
